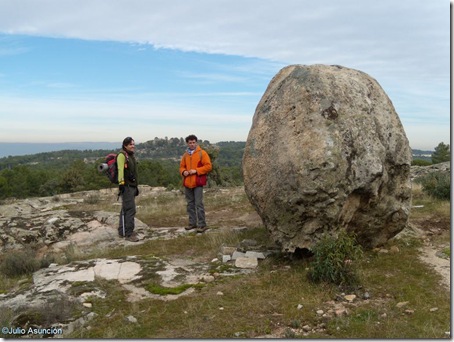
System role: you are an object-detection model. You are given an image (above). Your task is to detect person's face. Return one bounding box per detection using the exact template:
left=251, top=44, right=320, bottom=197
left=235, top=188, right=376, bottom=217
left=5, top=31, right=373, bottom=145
left=187, top=139, right=197, bottom=150
left=125, top=140, right=135, bottom=153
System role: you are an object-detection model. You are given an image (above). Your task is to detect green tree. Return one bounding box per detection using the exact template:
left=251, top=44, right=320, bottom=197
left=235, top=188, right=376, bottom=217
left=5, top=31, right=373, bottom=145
left=138, top=160, right=167, bottom=187
left=432, top=142, right=450, bottom=164
left=3, top=166, right=35, bottom=198
left=59, top=160, right=86, bottom=193
left=0, top=175, right=9, bottom=199
left=202, top=144, right=221, bottom=186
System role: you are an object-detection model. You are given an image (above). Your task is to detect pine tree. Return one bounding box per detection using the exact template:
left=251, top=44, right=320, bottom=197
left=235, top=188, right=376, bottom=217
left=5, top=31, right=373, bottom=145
left=431, top=142, right=450, bottom=164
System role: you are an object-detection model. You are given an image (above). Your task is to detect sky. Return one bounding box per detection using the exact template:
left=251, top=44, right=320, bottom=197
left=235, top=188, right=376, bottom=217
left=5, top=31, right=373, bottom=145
left=0, top=0, right=450, bottom=151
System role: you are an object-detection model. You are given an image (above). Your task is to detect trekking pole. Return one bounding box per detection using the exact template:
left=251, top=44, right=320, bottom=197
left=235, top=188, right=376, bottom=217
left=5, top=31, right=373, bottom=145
left=120, top=193, right=126, bottom=237
left=121, top=207, right=126, bottom=237
left=118, top=189, right=126, bottom=237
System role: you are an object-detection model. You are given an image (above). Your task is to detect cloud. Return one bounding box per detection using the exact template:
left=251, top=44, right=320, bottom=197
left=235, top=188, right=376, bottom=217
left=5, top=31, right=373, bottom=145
left=0, top=0, right=449, bottom=149
left=0, top=0, right=447, bottom=82
left=0, top=1, right=448, bottom=108
left=0, top=1, right=448, bottom=64
left=0, top=93, right=252, bottom=143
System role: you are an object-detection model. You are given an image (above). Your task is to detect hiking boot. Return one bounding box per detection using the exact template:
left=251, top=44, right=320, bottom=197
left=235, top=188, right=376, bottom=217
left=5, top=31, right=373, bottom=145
left=185, top=225, right=197, bottom=231
left=196, top=226, right=208, bottom=233
left=125, top=232, right=139, bottom=242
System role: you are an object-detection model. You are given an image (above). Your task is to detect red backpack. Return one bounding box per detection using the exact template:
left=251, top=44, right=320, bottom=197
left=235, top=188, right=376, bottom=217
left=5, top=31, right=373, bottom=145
left=98, top=152, right=127, bottom=184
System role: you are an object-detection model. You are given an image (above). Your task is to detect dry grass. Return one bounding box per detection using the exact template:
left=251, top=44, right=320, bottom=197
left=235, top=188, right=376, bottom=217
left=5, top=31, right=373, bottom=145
left=71, top=232, right=451, bottom=338
left=136, top=191, right=187, bottom=227
left=70, top=205, right=450, bottom=339
left=1, top=184, right=450, bottom=339
left=411, top=183, right=450, bottom=218
left=410, top=183, right=450, bottom=246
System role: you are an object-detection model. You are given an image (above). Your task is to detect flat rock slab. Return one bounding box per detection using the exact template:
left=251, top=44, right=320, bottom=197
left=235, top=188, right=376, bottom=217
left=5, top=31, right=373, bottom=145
left=235, top=257, right=258, bottom=269
left=33, top=259, right=143, bottom=293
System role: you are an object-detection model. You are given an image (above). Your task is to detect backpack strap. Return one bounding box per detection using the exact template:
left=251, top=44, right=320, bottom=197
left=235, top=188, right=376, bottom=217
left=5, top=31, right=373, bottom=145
left=184, top=150, right=204, bottom=165
left=117, top=150, right=129, bottom=168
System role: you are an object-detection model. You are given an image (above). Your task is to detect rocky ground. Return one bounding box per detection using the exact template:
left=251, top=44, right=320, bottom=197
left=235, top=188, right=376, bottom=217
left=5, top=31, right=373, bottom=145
left=0, top=168, right=450, bottom=338
left=409, top=161, right=450, bottom=180
left=0, top=186, right=272, bottom=337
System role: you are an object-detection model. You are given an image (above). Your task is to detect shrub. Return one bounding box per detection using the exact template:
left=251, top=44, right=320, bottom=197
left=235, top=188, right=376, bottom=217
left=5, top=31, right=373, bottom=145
left=85, top=193, right=101, bottom=204
left=0, top=308, right=19, bottom=338
left=0, top=250, right=56, bottom=277
left=12, top=295, right=81, bottom=330
left=308, top=230, right=363, bottom=287
left=416, top=172, right=450, bottom=201
left=411, top=159, right=432, bottom=166
left=0, top=250, right=40, bottom=277
left=39, top=253, right=56, bottom=269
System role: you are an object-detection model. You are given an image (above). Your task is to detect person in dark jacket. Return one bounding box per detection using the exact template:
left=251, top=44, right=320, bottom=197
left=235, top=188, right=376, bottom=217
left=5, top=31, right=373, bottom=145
left=118, top=137, right=139, bottom=242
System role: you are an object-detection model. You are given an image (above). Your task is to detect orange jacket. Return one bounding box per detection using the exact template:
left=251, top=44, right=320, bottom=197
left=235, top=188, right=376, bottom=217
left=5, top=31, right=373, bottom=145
left=179, top=146, right=212, bottom=188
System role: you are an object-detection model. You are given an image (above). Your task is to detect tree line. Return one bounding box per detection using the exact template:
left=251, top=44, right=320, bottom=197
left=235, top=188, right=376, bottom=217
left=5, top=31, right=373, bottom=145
left=0, top=139, right=449, bottom=200
left=0, top=139, right=245, bottom=200
left=412, top=142, right=450, bottom=166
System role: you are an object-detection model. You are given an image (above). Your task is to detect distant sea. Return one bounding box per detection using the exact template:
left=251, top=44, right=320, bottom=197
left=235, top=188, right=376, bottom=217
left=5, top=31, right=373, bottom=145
left=0, top=142, right=120, bottom=158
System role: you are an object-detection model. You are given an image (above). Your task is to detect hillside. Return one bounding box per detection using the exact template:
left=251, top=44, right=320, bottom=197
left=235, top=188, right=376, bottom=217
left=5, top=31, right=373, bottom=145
left=0, top=138, right=441, bottom=201
left=0, top=139, right=246, bottom=200
left=0, top=138, right=434, bottom=170
left=0, top=138, right=245, bottom=170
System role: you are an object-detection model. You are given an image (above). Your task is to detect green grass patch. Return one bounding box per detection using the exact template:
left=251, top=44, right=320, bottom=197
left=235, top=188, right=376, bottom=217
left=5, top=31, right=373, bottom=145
left=145, top=283, right=202, bottom=295
left=441, top=247, right=450, bottom=258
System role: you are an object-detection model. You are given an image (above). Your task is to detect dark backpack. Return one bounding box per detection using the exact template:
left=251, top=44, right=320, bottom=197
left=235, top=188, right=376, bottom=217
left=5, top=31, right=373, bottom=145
left=97, top=152, right=127, bottom=184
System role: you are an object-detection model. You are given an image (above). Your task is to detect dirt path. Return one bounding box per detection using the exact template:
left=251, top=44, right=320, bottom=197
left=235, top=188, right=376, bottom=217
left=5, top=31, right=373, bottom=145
left=419, top=245, right=450, bottom=290
left=406, top=215, right=451, bottom=292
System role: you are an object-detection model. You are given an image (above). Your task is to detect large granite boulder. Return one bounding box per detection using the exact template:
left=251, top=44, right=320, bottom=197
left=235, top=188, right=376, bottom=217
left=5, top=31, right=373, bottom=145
left=243, top=64, right=412, bottom=252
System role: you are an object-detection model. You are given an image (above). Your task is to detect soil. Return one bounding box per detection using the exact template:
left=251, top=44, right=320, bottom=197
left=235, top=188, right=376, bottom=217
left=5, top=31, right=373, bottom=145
left=419, top=244, right=450, bottom=289
left=409, top=215, right=450, bottom=290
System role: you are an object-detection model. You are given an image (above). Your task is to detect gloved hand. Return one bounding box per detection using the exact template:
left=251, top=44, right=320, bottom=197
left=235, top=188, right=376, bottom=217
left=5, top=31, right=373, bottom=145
left=119, top=184, right=125, bottom=194
left=135, top=187, right=139, bottom=197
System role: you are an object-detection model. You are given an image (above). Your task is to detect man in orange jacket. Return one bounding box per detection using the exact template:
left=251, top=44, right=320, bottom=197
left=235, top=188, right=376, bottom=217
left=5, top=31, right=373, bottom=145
left=179, top=134, right=212, bottom=233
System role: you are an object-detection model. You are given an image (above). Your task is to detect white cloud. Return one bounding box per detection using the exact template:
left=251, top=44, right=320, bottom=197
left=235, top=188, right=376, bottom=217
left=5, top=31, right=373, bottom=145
left=0, top=1, right=447, bottom=66
left=176, top=71, right=250, bottom=84
left=0, top=94, right=251, bottom=143
left=0, top=1, right=447, bottom=93
left=0, top=0, right=449, bottom=148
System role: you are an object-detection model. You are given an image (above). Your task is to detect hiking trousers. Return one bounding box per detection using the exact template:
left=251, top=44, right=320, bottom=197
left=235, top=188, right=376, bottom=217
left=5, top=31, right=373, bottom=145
left=184, top=186, right=206, bottom=227
left=119, top=186, right=136, bottom=237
